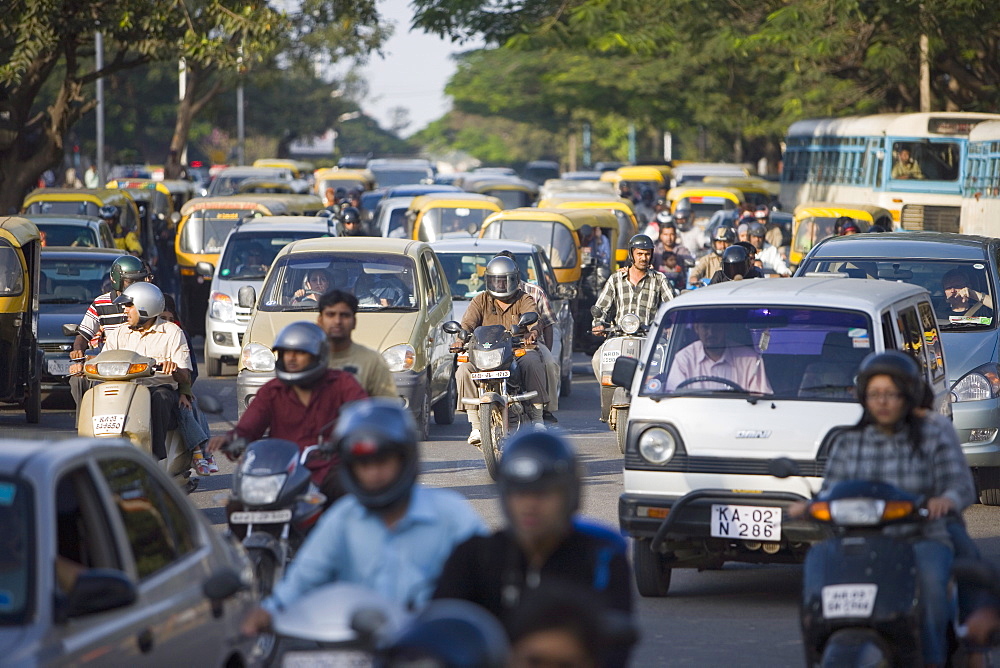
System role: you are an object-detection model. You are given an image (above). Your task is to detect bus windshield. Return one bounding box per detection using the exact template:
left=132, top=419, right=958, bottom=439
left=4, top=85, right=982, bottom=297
left=891, top=141, right=961, bottom=182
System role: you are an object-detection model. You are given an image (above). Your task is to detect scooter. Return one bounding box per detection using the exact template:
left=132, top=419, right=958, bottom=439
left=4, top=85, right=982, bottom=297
left=77, top=348, right=194, bottom=488
left=591, top=308, right=647, bottom=453
left=444, top=311, right=539, bottom=481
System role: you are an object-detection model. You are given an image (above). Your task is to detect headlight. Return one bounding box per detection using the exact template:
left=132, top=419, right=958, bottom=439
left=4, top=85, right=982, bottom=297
left=240, top=474, right=287, bottom=505
left=951, top=364, right=1000, bottom=402
left=829, top=498, right=884, bottom=526
left=242, top=343, right=276, bottom=372
left=620, top=313, right=641, bottom=334
left=84, top=361, right=150, bottom=377
left=472, top=347, right=504, bottom=370
left=383, top=344, right=416, bottom=372
left=638, top=427, right=676, bottom=464
left=209, top=292, right=235, bottom=321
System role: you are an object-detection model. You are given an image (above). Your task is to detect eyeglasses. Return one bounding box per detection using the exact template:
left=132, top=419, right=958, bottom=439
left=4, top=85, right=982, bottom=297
left=867, top=391, right=904, bottom=402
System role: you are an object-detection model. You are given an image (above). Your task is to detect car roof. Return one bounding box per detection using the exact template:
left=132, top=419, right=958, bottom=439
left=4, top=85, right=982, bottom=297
left=0, top=438, right=135, bottom=475
left=279, top=236, right=424, bottom=256
left=23, top=214, right=103, bottom=226
left=806, top=231, right=995, bottom=261
left=430, top=238, right=543, bottom=255
left=41, top=247, right=126, bottom=259
left=668, top=276, right=928, bottom=311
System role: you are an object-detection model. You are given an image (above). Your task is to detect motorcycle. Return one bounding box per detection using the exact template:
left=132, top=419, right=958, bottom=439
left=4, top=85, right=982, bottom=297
left=76, top=348, right=194, bottom=488
left=444, top=311, right=539, bottom=480
left=591, top=307, right=647, bottom=453
left=770, top=458, right=968, bottom=667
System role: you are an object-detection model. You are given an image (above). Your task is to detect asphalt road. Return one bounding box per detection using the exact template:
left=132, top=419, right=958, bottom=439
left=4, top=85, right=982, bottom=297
left=7, top=349, right=1000, bottom=665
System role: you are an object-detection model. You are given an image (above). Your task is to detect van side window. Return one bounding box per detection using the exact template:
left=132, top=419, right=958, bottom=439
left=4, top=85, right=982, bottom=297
left=918, top=301, right=946, bottom=380
left=881, top=312, right=897, bottom=349
left=897, top=306, right=927, bottom=375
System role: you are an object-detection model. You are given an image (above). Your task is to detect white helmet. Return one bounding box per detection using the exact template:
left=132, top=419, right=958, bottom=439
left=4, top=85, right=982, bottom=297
left=113, top=282, right=164, bottom=321
left=484, top=256, right=519, bottom=300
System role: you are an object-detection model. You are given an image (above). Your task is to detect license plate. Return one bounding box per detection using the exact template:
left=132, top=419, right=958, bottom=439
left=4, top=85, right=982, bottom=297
left=282, top=650, right=372, bottom=668
left=471, top=370, right=510, bottom=380
left=710, top=504, right=781, bottom=541
left=229, top=509, right=293, bottom=524
left=602, top=349, right=621, bottom=366
left=48, top=358, right=71, bottom=376
left=821, top=583, right=878, bottom=618
left=92, top=414, right=125, bottom=436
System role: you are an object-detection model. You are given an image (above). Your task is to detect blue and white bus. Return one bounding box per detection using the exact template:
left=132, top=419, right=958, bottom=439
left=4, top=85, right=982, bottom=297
left=962, top=120, right=1000, bottom=237
left=781, top=112, right=1000, bottom=233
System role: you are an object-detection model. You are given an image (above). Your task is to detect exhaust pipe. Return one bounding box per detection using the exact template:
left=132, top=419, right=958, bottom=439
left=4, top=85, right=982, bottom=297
left=509, top=390, right=538, bottom=403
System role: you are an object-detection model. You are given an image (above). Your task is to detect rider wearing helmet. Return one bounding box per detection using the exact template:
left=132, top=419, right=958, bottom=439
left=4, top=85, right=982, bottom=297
left=240, top=399, right=485, bottom=637
left=687, top=226, right=735, bottom=287
left=454, top=255, right=549, bottom=445
left=800, top=351, right=975, bottom=667
left=69, top=255, right=151, bottom=407
left=101, top=282, right=192, bottom=463
left=710, top=245, right=752, bottom=283
left=434, top=429, right=633, bottom=640
left=100, top=204, right=143, bottom=257
left=207, top=321, right=368, bottom=493
left=747, top=221, right=792, bottom=276
left=339, top=206, right=367, bottom=236
left=591, top=234, right=673, bottom=336
left=380, top=599, right=509, bottom=668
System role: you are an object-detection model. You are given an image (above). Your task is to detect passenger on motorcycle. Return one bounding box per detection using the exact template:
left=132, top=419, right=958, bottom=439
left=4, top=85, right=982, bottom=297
left=687, top=226, right=734, bottom=287
left=673, top=205, right=703, bottom=256
left=748, top=222, right=791, bottom=276
left=240, top=399, right=486, bottom=635
left=433, top=430, right=633, bottom=646
left=793, top=351, right=976, bottom=668
left=653, top=221, right=694, bottom=284
left=104, top=283, right=193, bottom=462
left=454, top=256, right=549, bottom=445
left=100, top=205, right=142, bottom=257
left=207, top=321, right=368, bottom=499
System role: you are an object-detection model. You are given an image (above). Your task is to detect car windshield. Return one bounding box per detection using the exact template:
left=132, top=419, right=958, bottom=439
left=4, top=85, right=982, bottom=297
left=417, top=207, right=492, bottom=242
left=383, top=206, right=409, bottom=239
left=484, top=190, right=532, bottom=209
left=799, top=258, right=995, bottom=331
left=25, top=200, right=101, bottom=217
left=0, top=476, right=33, bottom=625
left=40, top=256, right=114, bottom=303
left=219, top=231, right=330, bottom=280
left=180, top=209, right=256, bottom=254
left=641, top=306, right=874, bottom=401
left=35, top=224, right=99, bottom=248
left=370, top=168, right=432, bottom=188
left=677, top=196, right=737, bottom=228
left=481, top=220, right=577, bottom=270
left=259, top=252, right=418, bottom=312
left=437, top=251, right=546, bottom=300
left=793, top=216, right=855, bottom=256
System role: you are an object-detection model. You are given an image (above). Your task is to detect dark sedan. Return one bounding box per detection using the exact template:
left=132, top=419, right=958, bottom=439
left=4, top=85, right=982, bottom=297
left=38, top=247, right=126, bottom=395
left=0, top=438, right=258, bottom=667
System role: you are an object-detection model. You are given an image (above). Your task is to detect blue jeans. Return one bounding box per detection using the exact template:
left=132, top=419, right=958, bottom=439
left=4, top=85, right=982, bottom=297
left=176, top=398, right=210, bottom=452
left=914, top=539, right=954, bottom=664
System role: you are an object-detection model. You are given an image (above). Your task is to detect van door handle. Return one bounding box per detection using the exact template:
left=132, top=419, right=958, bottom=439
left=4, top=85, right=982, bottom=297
left=137, top=627, right=154, bottom=653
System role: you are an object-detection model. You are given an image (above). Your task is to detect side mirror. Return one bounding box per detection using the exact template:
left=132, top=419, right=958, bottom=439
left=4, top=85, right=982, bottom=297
left=198, top=395, right=223, bottom=415
left=442, top=320, right=464, bottom=335
left=195, top=261, right=215, bottom=278
left=768, top=457, right=801, bottom=479
left=556, top=283, right=578, bottom=299
left=237, top=286, right=256, bottom=310
left=62, top=323, right=79, bottom=337
left=203, top=567, right=246, bottom=601
left=590, top=305, right=604, bottom=320
left=62, top=569, right=137, bottom=620
left=518, top=311, right=539, bottom=328
left=170, top=211, right=181, bottom=224
left=611, top=356, right=638, bottom=388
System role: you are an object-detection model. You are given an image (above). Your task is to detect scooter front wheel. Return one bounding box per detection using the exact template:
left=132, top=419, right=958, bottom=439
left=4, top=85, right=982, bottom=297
left=480, top=403, right=505, bottom=481
left=248, top=547, right=280, bottom=663
left=820, top=628, right=891, bottom=668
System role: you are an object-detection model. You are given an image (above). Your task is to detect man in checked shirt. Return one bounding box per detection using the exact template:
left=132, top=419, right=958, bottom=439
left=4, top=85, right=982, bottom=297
left=590, top=233, right=673, bottom=339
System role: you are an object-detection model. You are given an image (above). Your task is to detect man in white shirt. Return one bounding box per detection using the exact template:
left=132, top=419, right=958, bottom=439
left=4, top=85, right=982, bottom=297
left=748, top=222, right=791, bottom=277
left=106, top=282, right=193, bottom=460
left=665, top=321, right=772, bottom=394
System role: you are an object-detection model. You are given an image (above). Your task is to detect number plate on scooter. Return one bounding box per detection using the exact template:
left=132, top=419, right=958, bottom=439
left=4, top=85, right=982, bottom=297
left=230, top=509, right=293, bottom=524
left=471, top=370, right=510, bottom=380
left=601, top=349, right=621, bottom=366
left=821, top=583, right=878, bottom=618
left=709, top=504, right=781, bottom=541
left=283, top=650, right=372, bottom=668
left=92, top=414, right=126, bottom=436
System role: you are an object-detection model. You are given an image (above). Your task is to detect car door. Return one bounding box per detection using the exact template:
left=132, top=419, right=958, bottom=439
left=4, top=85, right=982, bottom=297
left=93, top=456, right=222, bottom=664
left=420, top=249, right=452, bottom=401
left=98, top=221, right=115, bottom=248
left=538, top=249, right=575, bottom=372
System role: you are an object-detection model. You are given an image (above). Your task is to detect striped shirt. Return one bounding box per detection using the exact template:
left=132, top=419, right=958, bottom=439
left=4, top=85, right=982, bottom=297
left=77, top=291, right=126, bottom=346
left=591, top=268, right=673, bottom=329
left=520, top=280, right=556, bottom=330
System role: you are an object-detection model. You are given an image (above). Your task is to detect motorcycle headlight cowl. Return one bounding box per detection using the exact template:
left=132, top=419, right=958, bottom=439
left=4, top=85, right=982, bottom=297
left=240, top=473, right=287, bottom=506
left=472, top=347, right=504, bottom=371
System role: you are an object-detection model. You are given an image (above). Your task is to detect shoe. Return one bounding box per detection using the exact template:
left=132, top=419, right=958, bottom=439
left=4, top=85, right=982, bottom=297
left=543, top=410, right=558, bottom=424
left=192, top=451, right=211, bottom=476
left=205, top=453, right=219, bottom=474
left=533, top=422, right=547, bottom=432
left=467, top=429, right=481, bottom=445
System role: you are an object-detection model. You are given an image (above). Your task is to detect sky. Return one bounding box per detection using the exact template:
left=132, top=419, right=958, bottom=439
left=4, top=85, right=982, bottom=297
left=359, top=0, right=484, bottom=137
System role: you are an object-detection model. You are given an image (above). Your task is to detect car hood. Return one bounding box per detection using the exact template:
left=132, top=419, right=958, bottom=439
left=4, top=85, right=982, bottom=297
left=0, top=627, right=33, bottom=664
left=941, top=330, right=999, bottom=383
left=39, top=303, right=90, bottom=343
left=214, top=276, right=266, bottom=299
left=247, top=311, right=422, bottom=354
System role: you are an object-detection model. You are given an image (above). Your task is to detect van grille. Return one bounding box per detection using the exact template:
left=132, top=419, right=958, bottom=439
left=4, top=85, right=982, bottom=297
left=624, top=452, right=826, bottom=476
left=900, top=205, right=960, bottom=233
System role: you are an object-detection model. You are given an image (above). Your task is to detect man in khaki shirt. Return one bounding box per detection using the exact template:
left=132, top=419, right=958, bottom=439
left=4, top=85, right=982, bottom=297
left=316, top=290, right=398, bottom=399
left=455, top=256, right=548, bottom=445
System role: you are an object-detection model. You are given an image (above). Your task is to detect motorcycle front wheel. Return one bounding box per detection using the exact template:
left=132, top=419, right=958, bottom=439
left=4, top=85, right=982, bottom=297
left=480, top=402, right=505, bottom=480
left=248, top=547, right=280, bottom=663
left=819, top=628, right=891, bottom=668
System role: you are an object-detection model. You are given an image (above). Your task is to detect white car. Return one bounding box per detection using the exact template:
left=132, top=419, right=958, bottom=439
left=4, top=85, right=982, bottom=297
left=613, top=276, right=950, bottom=596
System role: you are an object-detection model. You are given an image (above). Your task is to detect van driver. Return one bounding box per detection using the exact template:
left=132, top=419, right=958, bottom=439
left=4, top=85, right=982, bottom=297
left=942, top=268, right=993, bottom=321
left=664, top=321, right=772, bottom=394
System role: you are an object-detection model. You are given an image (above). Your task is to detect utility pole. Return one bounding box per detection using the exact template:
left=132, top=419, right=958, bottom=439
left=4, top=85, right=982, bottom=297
left=919, top=33, right=931, bottom=112
left=179, top=58, right=187, bottom=164
left=95, top=31, right=105, bottom=184
left=236, top=46, right=245, bottom=165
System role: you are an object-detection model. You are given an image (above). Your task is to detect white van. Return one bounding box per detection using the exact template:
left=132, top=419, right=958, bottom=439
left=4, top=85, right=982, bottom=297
left=613, top=276, right=950, bottom=596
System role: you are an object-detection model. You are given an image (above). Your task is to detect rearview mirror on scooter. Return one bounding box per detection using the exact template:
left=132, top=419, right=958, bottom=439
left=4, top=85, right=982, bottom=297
left=442, top=320, right=464, bottom=335
left=517, top=311, right=539, bottom=328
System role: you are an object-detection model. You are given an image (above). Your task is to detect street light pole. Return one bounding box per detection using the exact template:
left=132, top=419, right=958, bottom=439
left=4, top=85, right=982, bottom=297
left=95, top=30, right=105, bottom=183
left=236, top=47, right=245, bottom=165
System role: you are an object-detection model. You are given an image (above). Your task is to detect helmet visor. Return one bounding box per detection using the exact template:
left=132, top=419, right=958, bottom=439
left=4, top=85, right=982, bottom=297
left=486, top=273, right=516, bottom=297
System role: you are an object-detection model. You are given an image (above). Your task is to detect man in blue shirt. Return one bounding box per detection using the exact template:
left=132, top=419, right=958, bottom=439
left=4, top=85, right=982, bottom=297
left=240, top=399, right=486, bottom=635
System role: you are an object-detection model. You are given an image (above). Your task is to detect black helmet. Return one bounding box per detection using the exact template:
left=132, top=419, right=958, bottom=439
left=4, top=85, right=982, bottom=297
left=109, top=255, right=149, bottom=292
left=335, top=399, right=419, bottom=510
left=378, top=600, right=509, bottom=668
left=673, top=205, right=692, bottom=230
left=273, top=322, right=329, bottom=387
left=113, top=282, right=164, bottom=321
left=628, top=234, right=654, bottom=260
left=485, top=255, right=520, bottom=300
left=341, top=206, right=361, bottom=225
left=498, top=430, right=580, bottom=516
left=721, top=245, right=751, bottom=280
left=855, top=350, right=925, bottom=407
left=712, top=226, right=735, bottom=244
left=747, top=221, right=767, bottom=239
left=98, top=205, right=119, bottom=220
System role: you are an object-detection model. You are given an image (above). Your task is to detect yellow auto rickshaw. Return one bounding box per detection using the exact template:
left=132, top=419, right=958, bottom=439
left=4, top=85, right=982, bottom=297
left=314, top=168, right=375, bottom=203
left=666, top=185, right=744, bottom=229
left=790, top=203, right=893, bottom=268
left=160, top=179, right=198, bottom=213
left=106, top=178, right=176, bottom=236
left=21, top=188, right=153, bottom=264
left=701, top=175, right=780, bottom=207
left=536, top=193, right=639, bottom=265
left=600, top=165, right=668, bottom=198
left=460, top=175, right=539, bottom=209
left=253, top=158, right=316, bottom=181
left=0, top=216, right=42, bottom=422
left=407, top=193, right=503, bottom=242
left=538, top=178, right=617, bottom=202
